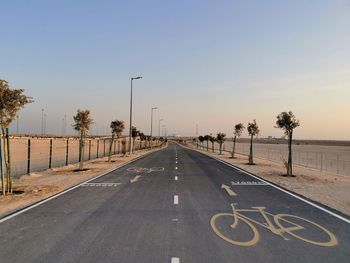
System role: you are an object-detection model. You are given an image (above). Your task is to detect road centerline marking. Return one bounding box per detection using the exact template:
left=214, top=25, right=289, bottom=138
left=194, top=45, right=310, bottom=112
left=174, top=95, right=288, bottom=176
left=175, top=176, right=178, bottom=181
left=171, top=257, right=180, bottom=263
left=174, top=195, right=179, bottom=205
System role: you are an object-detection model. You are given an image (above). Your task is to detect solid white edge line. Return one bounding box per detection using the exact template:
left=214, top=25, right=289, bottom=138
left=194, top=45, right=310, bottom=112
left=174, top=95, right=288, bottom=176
left=175, top=176, right=178, bottom=181
left=177, top=142, right=350, bottom=225
left=171, top=257, right=180, bottom=263
left=174, top=195, right=179, bottom=205
left=0, top=147, right=165, bottom=224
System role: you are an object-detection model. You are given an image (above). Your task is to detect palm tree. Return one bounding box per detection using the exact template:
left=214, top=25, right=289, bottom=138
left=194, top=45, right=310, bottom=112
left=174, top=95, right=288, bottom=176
left=231, top=123, right=245, bottom=159
left=108, top=120, right=125, bottom=162
left=216, top=133, right=226, bottom=154
left=247, top=120, right=260, bottom=165
left=131, top=126, right=139, bottom=152
left=0, top=80, right=33, bottom=194
left=276, top=111, right=300, bottom=176
left=209, top=135, right=216, bottom=152
left=73, top=109, right=93, bottom=170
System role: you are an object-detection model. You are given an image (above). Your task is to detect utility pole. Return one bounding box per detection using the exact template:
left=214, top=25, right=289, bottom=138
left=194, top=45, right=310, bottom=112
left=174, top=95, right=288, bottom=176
left=158, top=118, right=164, bottom=137
left=41, top=108, right=44, bottom=136
left=150, top=107, right=158, bottom=148
left=16, top=115, right=19, bottom=135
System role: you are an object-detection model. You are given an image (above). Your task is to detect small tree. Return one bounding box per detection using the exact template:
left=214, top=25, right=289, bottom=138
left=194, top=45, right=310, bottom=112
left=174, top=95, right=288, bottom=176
left=216, top=133, right=226, bottom=154
left=209, top=135, right=216, bottom=152
left=198, top=135, right=205, bottom=149
left=131, top=126, right=139, bottom=152
left=0, top=80, right=33, bottom=194
left=108, top=120, right=125, bottom=162
left=73, top=110, right=93, bottom=170
left=139, top=132, right=145, bottom=149
left=203, top=135, right=209, bottom=151
left=231, top=123, right=245, bottom=159
left=247, top=120, right=260, bottom=165
left=276, top=111, right=300, bottom=176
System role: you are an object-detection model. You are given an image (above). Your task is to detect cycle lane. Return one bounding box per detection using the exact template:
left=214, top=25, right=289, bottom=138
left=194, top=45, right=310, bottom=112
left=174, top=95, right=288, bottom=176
left=174, top=144, right=350, bottom=263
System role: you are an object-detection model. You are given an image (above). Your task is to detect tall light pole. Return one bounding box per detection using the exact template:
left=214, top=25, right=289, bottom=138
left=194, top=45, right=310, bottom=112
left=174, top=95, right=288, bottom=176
left=129, top=76, right=142, bottom=154
left=64, top=114, right=67, bottom=136
left=41, top=108, right=44, bottom=136
left=158, top=118, right=164, bottom=137
left=150, top=107, right=158, bottom=148
left=16, top=115, right=19, bottom=135
left=44, top=113, right=47, bottom=136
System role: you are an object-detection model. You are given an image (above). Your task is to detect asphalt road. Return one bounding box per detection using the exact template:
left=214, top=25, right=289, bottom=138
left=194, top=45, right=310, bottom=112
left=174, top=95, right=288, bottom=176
left=0, top=142, right=349, bottom=262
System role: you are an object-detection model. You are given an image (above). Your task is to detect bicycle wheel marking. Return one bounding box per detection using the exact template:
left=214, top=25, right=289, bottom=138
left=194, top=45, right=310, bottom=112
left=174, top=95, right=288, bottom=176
left=211, top=213, right=260, bottom=247
left=274, top=214, right=338, bottom=247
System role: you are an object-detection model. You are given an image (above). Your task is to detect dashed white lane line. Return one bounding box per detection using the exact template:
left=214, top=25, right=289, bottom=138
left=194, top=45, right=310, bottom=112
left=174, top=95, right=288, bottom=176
left=175, top=167, right=178, bottom=170
left=175, top=161, right=178, bottom=164
left=171, top=257, right=180, bottom=263
left=174, top=195, right=179, bottom=205
left=175, top=176, right=178, bottom=181
left=172, top=218, right=178, bottom=222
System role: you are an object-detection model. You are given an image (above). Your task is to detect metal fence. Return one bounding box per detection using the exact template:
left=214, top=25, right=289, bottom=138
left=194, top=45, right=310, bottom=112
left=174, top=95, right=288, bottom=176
left=8, top=137, right=161, bottom=178
left=192, top=141, right=350, bottom=176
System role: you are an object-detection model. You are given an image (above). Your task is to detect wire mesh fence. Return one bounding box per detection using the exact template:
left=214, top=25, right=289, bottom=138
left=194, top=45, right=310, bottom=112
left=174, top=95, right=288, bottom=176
left=8, top=137, right=161, bottom=178
left=192, top=140, right=350, bottom=176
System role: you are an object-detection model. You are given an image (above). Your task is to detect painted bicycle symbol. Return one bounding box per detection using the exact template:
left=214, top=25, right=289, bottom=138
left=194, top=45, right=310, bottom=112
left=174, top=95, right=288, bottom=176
left=211, top=203, right=338, bottom=247
left=127, top=167, right=165, bottom=174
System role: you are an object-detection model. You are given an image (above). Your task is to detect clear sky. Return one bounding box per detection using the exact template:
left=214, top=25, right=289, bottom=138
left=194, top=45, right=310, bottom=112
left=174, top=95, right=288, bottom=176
left=1, top=0, right=349, bottom=140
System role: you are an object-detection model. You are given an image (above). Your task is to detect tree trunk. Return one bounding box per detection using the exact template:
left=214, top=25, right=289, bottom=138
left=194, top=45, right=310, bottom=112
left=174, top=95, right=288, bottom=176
left=249, top=134, right=254, bottom=165
left=287, top=130, right=293, bottom=176
left=1, top=127, right=8, bottom=193
left=0, top=128, right=5, bottom=195
left=79, top=131, right=84, bottom=170
left=6, top=128, right=12, bottom=193
left=219, top=143, right=222, bottom=155
left=232, top=136, right=236, bottom=158
left=108, top=133, right=115, bottom=162
left=212, top=142, right=214, bottom=152
left=206, top=140, right=209, bottom=151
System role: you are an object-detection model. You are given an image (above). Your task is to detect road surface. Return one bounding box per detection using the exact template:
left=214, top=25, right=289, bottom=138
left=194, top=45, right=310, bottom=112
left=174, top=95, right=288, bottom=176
left=0, top=142, right=349, bottom=262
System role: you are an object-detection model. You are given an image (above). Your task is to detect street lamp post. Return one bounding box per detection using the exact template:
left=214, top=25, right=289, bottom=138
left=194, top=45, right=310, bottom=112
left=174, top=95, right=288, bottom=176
left=44, top=113, right=47, bottom=136
left=41, top=108, right=44, bottom=136
left=158, top=118, right=164, bottom=137
left=150, top=107, right=158, bottom=148
left=129, top=76, right=142, bottom=154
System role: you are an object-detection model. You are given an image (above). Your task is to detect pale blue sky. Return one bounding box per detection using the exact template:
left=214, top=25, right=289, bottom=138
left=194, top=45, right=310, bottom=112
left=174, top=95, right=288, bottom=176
left=1, top=1, right=349, bottom=139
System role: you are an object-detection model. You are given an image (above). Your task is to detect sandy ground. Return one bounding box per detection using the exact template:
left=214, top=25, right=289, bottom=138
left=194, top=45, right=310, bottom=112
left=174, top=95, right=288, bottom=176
left=0, top=145, right=164, bottom=218
left=186, top=143, right=350, bottom=216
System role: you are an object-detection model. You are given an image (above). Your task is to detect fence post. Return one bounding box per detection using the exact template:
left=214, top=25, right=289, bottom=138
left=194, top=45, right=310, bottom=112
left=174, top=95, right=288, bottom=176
left=103, top=139, right=106, bottom=157
left=65, top=139, right=69, bottom=166
left=337, top=154, right=340, bottom=174
left=49, top=139, right=53, bottom=169
left=96, top=140, right=99, bottom=158
left=27, top=139, right=31, bottom=174
left=88, top=140, right=91, bottom=160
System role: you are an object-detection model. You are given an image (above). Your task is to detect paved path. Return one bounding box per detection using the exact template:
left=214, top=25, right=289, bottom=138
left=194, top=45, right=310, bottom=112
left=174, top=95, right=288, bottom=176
left=0, top=142, right=349, bottom=262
